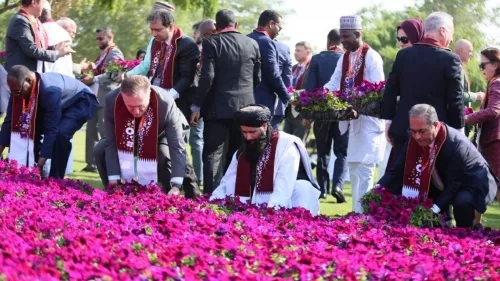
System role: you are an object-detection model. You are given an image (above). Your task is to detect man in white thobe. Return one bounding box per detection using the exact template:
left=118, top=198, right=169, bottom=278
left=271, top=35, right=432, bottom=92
left=38, top=2, right=77, bottom=175
left=211, top=105, right=321, bottom=215
left=324, top=16, right=386, bottom=213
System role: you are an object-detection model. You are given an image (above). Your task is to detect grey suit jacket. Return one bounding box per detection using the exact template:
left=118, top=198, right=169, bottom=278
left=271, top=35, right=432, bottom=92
left=104, top=85, right=189, bottom=181
left=94, top=48, right=124, bottom=106
left=5, top=13, right=58, bottom=72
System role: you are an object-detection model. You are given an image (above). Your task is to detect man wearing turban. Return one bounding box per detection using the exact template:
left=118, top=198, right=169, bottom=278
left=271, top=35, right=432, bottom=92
left=210, top=105, right=320, bottom=215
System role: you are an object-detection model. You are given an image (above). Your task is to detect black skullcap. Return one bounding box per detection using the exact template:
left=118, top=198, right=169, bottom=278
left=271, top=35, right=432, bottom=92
left=233, top=104, right=272, bottom=127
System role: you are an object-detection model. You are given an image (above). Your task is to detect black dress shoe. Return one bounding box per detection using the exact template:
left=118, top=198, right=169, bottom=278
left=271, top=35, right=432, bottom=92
left=332, top=187, right=346, bottom=203
left=81, top=165, right=97, bottom=172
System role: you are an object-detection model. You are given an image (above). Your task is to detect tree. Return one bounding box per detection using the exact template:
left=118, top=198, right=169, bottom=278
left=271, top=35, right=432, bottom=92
left=219, top=0, right=292, bottom=36
left=358, top=0, right=499, bottom=92
left=0, top=0, right=216, bottom=16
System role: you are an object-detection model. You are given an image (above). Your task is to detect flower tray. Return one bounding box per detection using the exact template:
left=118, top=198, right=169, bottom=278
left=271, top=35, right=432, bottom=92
left=352, top=100, right=382, bottom=118
left=299, top=107, right=356, bottom=121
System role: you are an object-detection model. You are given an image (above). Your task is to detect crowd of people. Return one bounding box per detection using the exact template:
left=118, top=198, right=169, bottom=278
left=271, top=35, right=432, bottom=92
left=0, top=0, right=499, bottom=228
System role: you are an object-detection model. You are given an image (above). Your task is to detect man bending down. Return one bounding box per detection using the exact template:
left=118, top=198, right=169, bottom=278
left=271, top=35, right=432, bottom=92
left=211, top=105, right=321, bottom=215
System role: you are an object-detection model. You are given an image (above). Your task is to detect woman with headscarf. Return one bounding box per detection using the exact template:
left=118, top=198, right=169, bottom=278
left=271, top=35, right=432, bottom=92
left=379, top=18, right=425, bottom=179
left=396, top=18, right=424, bottom=48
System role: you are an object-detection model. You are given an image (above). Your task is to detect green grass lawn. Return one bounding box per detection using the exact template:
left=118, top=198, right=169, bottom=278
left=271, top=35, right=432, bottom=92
left=2, top=121, right=500, bottom=228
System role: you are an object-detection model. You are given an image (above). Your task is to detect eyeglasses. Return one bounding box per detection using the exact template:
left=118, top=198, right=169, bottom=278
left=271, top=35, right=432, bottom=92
left=272, top=21, right=282, bottom=32
left=479, top=61, right=493, bottom=70
left=397, top=36, right=409, bottom=44
left=10, top=78, right=27, bottom=95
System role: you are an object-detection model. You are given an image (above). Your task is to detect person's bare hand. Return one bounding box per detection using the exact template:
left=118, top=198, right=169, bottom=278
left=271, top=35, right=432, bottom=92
left=80, top=58, right=90, bottom=71
left=55, top=42, right=75, bottom=57
left=476, top=92, right=486, bottom=102
left=385, top=122, right=393, bottom=146
left=168, top=186, right=181, bottom=196
left=190, top=111, right=200, bottom=127
left=80, top=74, right=94, bottom=86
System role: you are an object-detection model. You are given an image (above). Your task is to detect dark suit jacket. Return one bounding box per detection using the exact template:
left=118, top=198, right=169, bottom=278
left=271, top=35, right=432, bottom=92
left=273, top=41, right=292, bottom=116
left=5, top=13, right=58, bottom=72
left=166, top=35, right=200, bottom=120
left=0, top=73, right=96, bottom=158
left=103, top=86, right=189, bottom=180
left=382, top=44, right=464, bottom=137
left=378, top=124, right=497, bottom=213
left=94, top=47, right=124, bottom=106
left=304, top=51, right=343, bottom=91
left=248, top=30, right=290, bottom=113
left=193, top=31, right=260, bottom=120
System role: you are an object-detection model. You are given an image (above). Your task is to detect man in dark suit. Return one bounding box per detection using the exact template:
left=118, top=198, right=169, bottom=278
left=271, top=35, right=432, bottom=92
left=382, top=12, right=464, bottom=160
left=80, top=27, right=124, bottom=172
left=124, top=9, right=201, bottom=195
left=190, top=9, right=261, bottom=194
left=272, top=41, right=292, bottom=129
left=5, top=0, right=74, bottom=72
left=248, top=10, right=290, bottom=121
left=0, top=65, right=97, bottom=178
left=94, top=76, right=193, bottom=196
left=303, top=29, right=348, bottom=201
left=378, top=104, right=497, bottom=228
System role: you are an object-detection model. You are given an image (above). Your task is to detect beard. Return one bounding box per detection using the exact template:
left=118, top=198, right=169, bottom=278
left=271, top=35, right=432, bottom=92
left=243, top=126, right=272, bottom=164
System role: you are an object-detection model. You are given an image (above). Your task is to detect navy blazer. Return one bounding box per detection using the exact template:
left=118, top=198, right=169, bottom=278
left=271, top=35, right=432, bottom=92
left=273, top=41, right=292, bottom=116
left=379, top=124, right=498, bottom=213
left=248, top=30, right=290, bottom=115
left=304, top=50, right=343, bottom=91
left=382, top=44, right=464, bottom=137
left=0, top=73, right=97, bottom=158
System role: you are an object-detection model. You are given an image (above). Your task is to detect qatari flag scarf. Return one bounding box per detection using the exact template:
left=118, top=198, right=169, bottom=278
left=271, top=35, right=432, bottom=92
left=9, top=73, right=41, bottom=167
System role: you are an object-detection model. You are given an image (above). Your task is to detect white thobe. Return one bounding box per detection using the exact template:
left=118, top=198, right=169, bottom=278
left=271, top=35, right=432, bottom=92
left=211, top=132, right=321, bottom=215
left=38, top=21, right=75, bottom=175
left=38, top=22, right=74, bottom=77
left=324, top=47, right=386, bottom=213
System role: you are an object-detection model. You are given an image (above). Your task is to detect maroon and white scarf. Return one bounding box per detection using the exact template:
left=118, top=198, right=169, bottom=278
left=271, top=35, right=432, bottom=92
left=9, top=73, right=41, bottom=167
left=402, top=122, right=447, bottom=198
left=150, top=26, right=183, bottom=89
left=114, top=89, right=159, bottom=184
left=19, top=9, right=48, bottom=50
left=339, top=43, right=370, bottom=93
left=94, top=43, right=117, bottom=76
left=235, top=131, right=280, bottom=197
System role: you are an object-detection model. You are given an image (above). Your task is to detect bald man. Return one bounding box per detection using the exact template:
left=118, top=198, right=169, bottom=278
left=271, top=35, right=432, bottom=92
left=454, top=39, right=485, bottom=104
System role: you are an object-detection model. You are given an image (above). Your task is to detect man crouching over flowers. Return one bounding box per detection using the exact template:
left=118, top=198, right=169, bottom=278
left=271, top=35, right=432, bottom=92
left=377, top=104, right=497, bottom=228
left=211, top=105, right=321, bottom=215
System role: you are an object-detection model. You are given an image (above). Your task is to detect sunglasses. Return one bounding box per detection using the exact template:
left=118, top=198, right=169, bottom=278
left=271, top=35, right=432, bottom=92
left=479, top=61, right=493, bottom=70
left=397, top=36, right=409, bottom=44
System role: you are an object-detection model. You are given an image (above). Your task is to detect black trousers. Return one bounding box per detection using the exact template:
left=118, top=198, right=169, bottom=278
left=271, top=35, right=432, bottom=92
left=313, top=121, right=348, bottom=195
left=35, top=96, right=92, bottom=179
left=94, top=138, right=201, bottom=198
left=202, top=118, right=242, bottom=194
left=428, top=187, right=475, bottom=228
left=390, top=133, right=409, bottom=163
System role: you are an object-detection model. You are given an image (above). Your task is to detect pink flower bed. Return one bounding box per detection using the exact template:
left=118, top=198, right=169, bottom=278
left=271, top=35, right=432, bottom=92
left=0, top=161, right=499, bottom=280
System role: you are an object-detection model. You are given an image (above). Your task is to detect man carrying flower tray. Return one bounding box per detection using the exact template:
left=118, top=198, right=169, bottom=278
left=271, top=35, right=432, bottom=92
left=377, top=104, right=497, bottom=228
left=323, top=15, right=386, bottom=213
